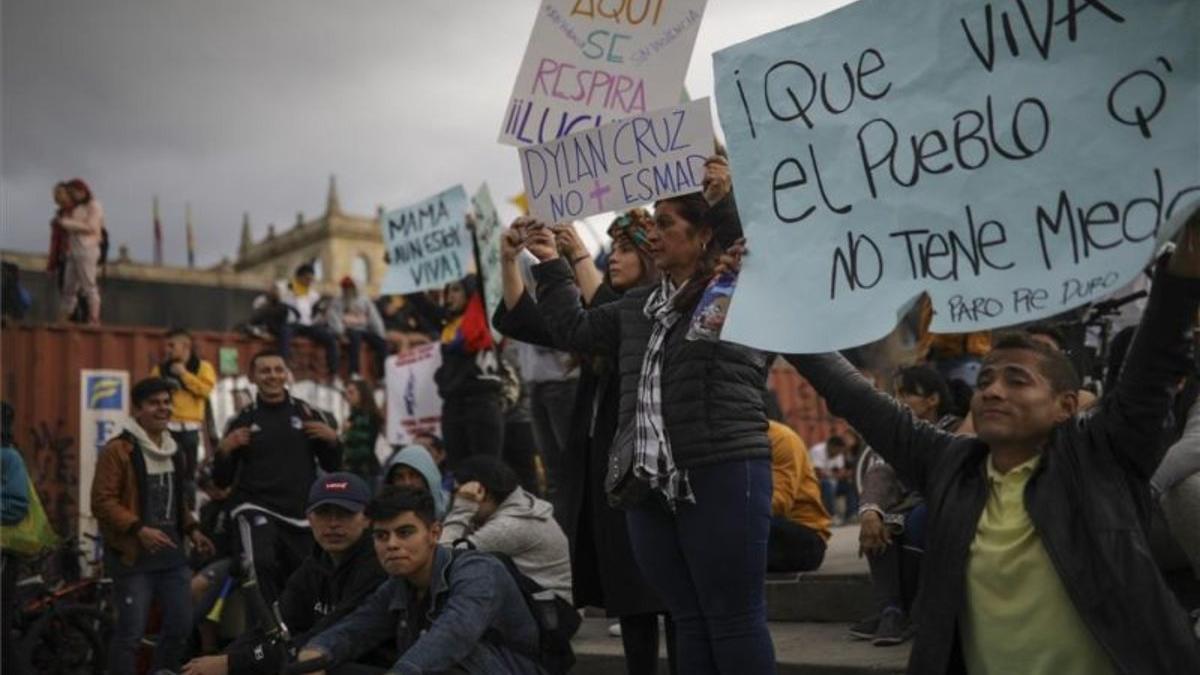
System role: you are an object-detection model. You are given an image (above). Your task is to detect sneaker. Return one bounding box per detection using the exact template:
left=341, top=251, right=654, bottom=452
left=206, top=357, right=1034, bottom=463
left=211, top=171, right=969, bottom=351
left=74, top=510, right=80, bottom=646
left=848, top=614, right=879, bottom=640
left=873, top=608, right=914, bottom=646
left=608, top=622, right=622, bottom=638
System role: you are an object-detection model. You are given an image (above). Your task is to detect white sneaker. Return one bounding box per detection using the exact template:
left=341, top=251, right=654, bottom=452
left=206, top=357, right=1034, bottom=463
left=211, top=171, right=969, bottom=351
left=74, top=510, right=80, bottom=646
left=608, top=622, right=622, bottom=638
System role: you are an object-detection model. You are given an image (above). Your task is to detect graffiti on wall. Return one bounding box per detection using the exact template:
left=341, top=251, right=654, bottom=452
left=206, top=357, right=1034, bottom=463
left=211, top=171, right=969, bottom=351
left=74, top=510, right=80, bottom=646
left=27, top=418, right=78, bottom=537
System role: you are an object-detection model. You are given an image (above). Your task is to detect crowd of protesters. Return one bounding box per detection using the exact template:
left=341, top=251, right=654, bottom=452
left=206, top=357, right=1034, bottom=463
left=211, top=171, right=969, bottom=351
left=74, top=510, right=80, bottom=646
left=3, top=154, right=1200, bottom=675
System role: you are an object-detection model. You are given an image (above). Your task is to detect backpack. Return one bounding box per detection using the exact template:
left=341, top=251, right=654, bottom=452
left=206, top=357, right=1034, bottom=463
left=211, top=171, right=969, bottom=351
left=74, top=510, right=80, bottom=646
left=450, top=546, right=579, bottom=674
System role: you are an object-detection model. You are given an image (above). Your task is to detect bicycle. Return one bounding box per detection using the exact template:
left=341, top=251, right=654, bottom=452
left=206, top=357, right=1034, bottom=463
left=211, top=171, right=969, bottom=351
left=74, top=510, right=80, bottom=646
left=11, top=534, right=115, bottom=675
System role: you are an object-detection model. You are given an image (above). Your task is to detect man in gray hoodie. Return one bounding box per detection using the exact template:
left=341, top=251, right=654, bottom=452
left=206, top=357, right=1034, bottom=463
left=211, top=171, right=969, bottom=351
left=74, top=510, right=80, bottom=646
left=440, top=456, right=572, bottom=603
left=381, top=445, right=450, bottom=518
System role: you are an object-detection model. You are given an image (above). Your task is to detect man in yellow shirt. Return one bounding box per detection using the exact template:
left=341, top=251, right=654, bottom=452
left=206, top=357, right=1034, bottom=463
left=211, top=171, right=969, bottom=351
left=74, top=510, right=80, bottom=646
left=151, top=329, right=216, bottom=501
left=780, top=215, right=1200, bottom=673
left=767, top=420, right=831, bottom=573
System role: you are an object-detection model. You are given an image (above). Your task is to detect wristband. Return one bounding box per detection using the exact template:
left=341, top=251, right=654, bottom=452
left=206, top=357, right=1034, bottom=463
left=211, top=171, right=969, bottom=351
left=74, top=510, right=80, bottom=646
left=571, top=254, right=590, bottom=265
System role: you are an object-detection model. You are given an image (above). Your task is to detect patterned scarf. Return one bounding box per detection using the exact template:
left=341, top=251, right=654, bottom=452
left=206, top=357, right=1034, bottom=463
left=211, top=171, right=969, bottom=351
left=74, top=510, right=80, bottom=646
left=635, top=278, right=694, bottom=508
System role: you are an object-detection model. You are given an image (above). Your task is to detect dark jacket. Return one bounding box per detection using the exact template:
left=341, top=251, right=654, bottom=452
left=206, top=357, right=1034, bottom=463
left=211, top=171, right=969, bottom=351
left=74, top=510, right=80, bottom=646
left=533, top=258, right=770, bottom=469
left=305, top=546, right=545, bottom=674
left=213, top=394, right=341, bottom=520
left=494, top=287, right=666, bottom=616
left=785, top=268, right=1200, bottom=674
left=228, top=533, right=391, bottom=673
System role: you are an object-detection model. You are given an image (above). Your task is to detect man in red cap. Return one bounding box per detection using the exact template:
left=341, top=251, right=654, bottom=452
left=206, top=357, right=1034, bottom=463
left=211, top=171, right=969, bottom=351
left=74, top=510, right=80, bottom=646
left=327, top=276, right=390, bottom=379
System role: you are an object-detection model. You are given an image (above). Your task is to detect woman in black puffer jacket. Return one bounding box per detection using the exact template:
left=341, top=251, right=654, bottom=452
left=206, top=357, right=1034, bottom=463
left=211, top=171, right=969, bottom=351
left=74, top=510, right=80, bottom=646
left=494, top=210, right=678, bottom=675
left=524, top=166, right=774, bottom=675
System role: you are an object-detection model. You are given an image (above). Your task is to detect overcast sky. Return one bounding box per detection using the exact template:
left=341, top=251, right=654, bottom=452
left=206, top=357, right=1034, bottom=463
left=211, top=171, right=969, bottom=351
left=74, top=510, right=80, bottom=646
left=2, top=0, right=848, bottom=267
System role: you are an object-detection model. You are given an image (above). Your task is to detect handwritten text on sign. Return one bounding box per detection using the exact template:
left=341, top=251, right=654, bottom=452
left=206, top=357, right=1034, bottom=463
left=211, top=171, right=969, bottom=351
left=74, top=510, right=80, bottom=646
left=521, top=98, right=713, bottom=222
left=499, top=0, right=707, bottom=147
left=713, top=0, right=1199, bottom=354
left=380, top=185, right=471, bottom=295
left=385, top=344, right=443, bottom=445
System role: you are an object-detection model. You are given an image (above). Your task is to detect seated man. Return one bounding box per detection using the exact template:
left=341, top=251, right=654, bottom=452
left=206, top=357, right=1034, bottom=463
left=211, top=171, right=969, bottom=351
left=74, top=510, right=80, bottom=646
left=766, top=420, right=831, bottom=574
left=1152, top=389, right=1200, bottom=636
left=439, top=456, right=572, bottom=604
left=850, top=364, right=959, bottom=647
left=381, top=444, right=450, bottom=518
left=297, top=487, right=545, bottom=674
left=327, top=277, right=390, bottom=379
left=278, top=263, right=339, bottom=378
left=182, top=472, right=391, bottom=675
left=780, top=220, right=1200, bottom=672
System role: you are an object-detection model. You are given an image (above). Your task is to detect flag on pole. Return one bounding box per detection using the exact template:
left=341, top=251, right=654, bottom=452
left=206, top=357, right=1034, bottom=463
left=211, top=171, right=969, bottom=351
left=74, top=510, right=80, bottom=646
left=153, top=195, right=163, bottom=266
left=185, top=202, right=195, bottom=268
left=508, top=192, right=529, bottom=216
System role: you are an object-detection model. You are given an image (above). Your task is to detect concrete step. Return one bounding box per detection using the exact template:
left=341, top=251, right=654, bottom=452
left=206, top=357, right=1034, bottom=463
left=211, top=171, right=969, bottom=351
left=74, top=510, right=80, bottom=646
left=571, top=617, right=910, bottom=674
left=767, top=525, right=876, bottom=623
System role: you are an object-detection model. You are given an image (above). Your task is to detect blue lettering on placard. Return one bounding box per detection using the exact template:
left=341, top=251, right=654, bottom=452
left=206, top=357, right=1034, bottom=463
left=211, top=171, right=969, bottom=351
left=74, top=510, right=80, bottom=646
left=95, top=419, right=119, bottom=450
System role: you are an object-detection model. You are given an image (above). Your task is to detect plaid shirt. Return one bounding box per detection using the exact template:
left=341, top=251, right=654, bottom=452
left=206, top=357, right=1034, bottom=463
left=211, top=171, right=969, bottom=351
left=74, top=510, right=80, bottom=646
left=634, top=279, right=694, bottom=508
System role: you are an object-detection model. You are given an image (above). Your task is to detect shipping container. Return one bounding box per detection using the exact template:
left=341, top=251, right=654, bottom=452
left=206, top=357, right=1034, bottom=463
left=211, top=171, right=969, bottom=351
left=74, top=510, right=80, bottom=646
left=1, top=322, right=843, bottom=540
left=0, top=322, right=406, bottom=538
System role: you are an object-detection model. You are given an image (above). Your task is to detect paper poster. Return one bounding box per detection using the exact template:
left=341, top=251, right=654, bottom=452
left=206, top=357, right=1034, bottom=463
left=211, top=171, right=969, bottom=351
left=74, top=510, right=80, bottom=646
left=380, top=185, right=472, bottom=295
left=471, top=183, right=506, bottom=339
left=712, top=0, right=1199, bottom=353
left=499, top=0, right=708, bottom=147
left=521, top=98, right=714, bottom=222
left=385, top=344, right=444, bottom=445
left=79, top=369, right=129, bottom=542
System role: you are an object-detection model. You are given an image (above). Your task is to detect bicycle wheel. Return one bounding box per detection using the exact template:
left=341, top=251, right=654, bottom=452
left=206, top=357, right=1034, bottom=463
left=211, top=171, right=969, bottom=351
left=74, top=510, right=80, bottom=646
left=18, top=603, right=111, bottom=675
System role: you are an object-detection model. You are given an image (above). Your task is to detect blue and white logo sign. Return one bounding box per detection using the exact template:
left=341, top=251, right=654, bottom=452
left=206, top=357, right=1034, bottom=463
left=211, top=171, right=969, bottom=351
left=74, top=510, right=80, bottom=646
left=86, top=375, right=124, bottom=410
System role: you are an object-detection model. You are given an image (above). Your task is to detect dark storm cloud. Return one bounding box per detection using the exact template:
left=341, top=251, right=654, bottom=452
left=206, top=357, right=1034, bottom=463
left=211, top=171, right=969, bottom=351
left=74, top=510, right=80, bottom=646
left=1, top=0, right=842, bottom=266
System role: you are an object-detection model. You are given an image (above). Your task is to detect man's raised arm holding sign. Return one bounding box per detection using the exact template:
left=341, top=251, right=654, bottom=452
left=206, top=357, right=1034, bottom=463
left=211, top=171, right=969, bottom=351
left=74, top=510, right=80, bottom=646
left=756, top=211, right=1200, bottom=673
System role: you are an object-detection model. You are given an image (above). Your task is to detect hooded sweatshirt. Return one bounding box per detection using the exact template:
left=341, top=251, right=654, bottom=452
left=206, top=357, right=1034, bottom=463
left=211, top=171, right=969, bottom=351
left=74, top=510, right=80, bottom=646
left=117, top=420, right=187, bottom=572
left=381, top=446, right=450, bottom=518
left=440, top=486, right=572, bottom=603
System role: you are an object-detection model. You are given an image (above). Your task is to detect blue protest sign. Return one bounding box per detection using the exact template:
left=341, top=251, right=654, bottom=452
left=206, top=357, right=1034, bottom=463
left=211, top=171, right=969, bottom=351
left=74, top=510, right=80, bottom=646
left=380, top=185, right=472, bottom=295
left=713, top=0, right=1199, bottom=353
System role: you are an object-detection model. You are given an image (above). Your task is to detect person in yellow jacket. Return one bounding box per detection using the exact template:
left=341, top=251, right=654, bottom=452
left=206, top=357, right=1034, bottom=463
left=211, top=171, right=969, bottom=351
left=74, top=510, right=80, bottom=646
left=151, top=328, right=216, bottom=500
left=767, top=420, right=832, bottom=572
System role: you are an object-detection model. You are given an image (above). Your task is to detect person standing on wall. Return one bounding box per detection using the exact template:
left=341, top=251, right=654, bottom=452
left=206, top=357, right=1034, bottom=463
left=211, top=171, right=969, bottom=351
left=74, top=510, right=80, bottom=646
left=152, top=328, right=217, bottom=505
left=213, top=350, right=342, bottom=607
left=57, top=178, right=104, bottom=324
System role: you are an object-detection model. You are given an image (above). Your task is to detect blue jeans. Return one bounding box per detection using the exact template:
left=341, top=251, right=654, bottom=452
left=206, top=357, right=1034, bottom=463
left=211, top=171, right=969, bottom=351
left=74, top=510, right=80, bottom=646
left=109, top=564, right=193, bottom=674
left=347, top=329, right=389, bottom=378
left=820, top=478, right=858, bottom=518
left=279, top=322, right=340, bottom=375
left=625, top=459, right=775, bottom=675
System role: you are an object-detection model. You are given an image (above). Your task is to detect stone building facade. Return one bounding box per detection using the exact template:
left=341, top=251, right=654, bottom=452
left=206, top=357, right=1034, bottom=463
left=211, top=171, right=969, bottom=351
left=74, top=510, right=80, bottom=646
left=233, top=175, right=385, bottom=295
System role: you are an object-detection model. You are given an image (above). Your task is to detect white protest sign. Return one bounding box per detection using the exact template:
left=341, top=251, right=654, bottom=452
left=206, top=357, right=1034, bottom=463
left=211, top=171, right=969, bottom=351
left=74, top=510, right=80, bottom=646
left=499, top=0, right=707, bottom=147
left=713, top=0, right=1199, bottom=354
left=380, top=185, right=472, bottom=295
left=385, top=343, right=444, bottom=445
left=471, top=183, right=506, bottom=340
left=521, top=98, right=713, bottom=222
